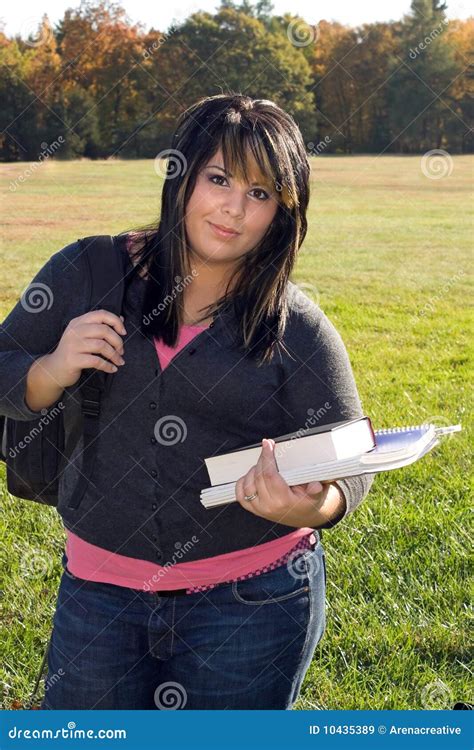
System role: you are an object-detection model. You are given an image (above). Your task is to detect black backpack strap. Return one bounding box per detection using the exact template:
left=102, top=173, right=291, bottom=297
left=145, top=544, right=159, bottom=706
left=65, top=235, right=126, bottom=510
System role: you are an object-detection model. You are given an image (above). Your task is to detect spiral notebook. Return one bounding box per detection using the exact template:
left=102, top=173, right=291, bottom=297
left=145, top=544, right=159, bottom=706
left=199, top=423, right=462, bottom=509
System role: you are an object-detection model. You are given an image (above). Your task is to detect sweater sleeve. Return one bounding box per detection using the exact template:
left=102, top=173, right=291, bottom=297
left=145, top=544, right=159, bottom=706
left=278, top=292, right=376, bottom=528
left=0, top=240, right=85, bottom=421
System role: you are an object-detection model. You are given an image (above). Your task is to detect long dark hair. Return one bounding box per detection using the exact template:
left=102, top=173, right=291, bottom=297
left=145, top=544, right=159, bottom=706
left=120, top=93, right=310, bottom=366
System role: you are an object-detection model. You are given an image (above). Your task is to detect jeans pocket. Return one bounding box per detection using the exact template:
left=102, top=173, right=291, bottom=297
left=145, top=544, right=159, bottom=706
left=231, top=553, right=311, bottom=606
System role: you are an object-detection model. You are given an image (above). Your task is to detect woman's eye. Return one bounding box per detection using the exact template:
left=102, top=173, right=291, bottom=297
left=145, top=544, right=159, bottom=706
left=208, top=174, right=269, bottom=201
left=250, top=188, right=269, bottom=201
left=209, top=174, right=227, bottom=186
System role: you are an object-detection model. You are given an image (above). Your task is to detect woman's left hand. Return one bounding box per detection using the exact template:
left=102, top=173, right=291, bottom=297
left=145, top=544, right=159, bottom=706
left=235, top=438, right=336, bottom=528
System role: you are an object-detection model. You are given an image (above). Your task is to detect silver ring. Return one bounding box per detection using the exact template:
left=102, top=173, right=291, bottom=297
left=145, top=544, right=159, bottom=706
left=244, top=492, right=258, bottom=502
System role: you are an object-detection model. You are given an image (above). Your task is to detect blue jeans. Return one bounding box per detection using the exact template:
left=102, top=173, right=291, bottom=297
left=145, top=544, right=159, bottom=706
left=41, top=538, right=326, bottom=710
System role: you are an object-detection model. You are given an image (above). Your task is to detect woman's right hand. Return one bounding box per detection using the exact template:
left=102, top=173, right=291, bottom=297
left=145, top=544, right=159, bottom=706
left=47, top=309, right=127, bottom=388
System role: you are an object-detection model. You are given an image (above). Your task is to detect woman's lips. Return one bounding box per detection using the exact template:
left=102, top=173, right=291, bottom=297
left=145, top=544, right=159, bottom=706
left=208, top=221, right=241, bottom=239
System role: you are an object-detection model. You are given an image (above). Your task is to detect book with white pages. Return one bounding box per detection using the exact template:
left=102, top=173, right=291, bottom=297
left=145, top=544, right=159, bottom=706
left=199, top=423, right=462, bottom=509
left=204, top=416, right=376, bottom=487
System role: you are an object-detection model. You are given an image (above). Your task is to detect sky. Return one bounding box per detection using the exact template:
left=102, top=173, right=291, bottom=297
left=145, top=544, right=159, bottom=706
left=1, top=0, right=472, bottom=38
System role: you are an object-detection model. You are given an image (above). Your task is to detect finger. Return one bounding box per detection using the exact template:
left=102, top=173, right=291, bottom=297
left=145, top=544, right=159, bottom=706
left=79, top=309, right=127, bottom=336
left=76, top=353, right=119, bottom=374
left=79, top=338, right=125, bottom=367
left=235, top=473, right=261, bottom=516
left=242, top=465, right=257, bottom=501
left=235, top=469, right=257, bottom=501
left=235, top=466, right=255, bottom=495
left=256, top=439, right=290, bottom=499
left=253, top=439, right=279, bottom=508
left=305, top=481, right=323, bottom=495
left=77, top=323, right=125, bottom=354
left=254, top=438, right=276, bottom=479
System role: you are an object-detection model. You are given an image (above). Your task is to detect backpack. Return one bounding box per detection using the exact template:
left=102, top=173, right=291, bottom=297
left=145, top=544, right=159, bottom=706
left=0, top=235, right=127, bottom=509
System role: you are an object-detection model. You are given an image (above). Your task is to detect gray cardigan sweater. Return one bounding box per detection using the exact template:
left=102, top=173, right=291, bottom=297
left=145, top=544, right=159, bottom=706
left=0, top=236, right=375, bottom=563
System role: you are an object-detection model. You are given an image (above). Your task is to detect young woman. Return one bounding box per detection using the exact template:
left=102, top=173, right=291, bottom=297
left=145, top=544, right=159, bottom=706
left=0, top=94, right=373, bottom=710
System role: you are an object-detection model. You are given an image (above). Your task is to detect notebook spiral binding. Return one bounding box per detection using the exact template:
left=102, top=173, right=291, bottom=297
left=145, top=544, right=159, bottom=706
left=374, top=424, right=431, bottom=435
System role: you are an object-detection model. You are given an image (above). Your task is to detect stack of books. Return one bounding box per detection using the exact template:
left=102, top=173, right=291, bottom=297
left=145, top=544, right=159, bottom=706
left=200, top=418, right=462, bottom=509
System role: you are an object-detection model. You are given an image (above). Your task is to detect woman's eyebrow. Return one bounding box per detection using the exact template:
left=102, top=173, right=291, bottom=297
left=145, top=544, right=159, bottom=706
left=205, top=163, right=268, bottom=187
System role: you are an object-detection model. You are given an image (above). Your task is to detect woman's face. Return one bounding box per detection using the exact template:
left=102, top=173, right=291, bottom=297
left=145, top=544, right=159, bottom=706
left=184, top=146, right=279, bottom=269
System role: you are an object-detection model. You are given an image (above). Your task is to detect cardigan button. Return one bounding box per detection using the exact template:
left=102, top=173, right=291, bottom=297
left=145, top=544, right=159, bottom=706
left=150, top=469, right=157, bottom=478
left=150, top=436, right=157, bottom=444
left=151, top=503, right=157, bottom=511
left=155, top=550, right=162, bottom=560
left=149, top=401, right=157, bottom=410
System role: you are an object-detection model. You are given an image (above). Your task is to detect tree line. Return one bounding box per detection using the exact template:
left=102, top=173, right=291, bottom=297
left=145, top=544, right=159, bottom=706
left=0, top=0, right=472, bottom=161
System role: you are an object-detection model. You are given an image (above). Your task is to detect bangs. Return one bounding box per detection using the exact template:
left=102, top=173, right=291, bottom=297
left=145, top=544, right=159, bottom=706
left=218, top=125, right=298, bottom=210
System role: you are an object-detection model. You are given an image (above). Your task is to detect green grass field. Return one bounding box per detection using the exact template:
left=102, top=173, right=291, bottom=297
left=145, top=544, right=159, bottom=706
left=0, top=155, right=472, bottom=710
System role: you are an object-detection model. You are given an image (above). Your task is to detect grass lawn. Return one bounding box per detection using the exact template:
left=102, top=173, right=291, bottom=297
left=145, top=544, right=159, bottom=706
left=0, top=155, right=471, bottom=710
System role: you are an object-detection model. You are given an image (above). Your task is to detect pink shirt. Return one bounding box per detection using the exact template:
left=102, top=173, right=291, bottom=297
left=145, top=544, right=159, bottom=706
left=64, top=246, right=315, bottom=593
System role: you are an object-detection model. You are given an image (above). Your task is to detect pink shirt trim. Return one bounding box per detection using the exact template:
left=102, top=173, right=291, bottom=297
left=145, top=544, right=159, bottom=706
left=65, top=527, right=316, bottom=593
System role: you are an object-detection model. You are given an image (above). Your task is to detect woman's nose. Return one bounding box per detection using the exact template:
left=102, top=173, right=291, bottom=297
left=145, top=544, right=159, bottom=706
left=221, top=189, right=246, bottom=217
